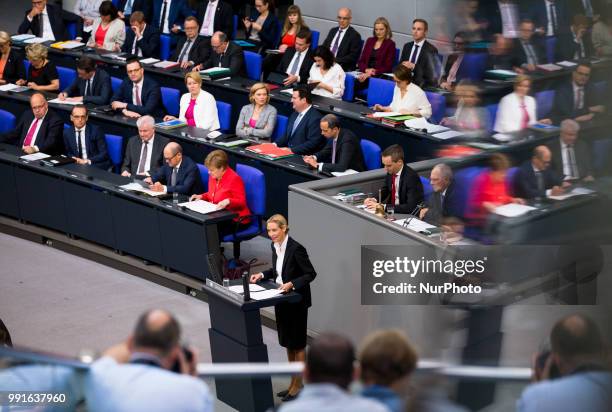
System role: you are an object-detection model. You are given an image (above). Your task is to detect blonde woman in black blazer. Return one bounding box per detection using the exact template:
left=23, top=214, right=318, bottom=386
left=250, top=214, right=317, bottom=401
left=0, top=32, right=25, bottom=85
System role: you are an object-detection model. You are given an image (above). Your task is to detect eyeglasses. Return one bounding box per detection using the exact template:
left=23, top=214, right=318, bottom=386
left=575, top=71, right=591, bottom=77
left=126, top=68, right=142, bottom=74
left=337, top=16, right=350, bottom=20
left=164, top=153, right=179, bottom=162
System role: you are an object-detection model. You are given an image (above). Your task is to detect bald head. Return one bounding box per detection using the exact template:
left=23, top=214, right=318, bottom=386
left=132, top=309, right=181, bottom=357
left=550, top=314, right=605, bottom=374
left=532, top=145, right=552, bottom=171
left=30, top=93, right=48, bottom=119
left=337, top=8, right=352, bottom=29
left=163, top=142, right=183, bottom=168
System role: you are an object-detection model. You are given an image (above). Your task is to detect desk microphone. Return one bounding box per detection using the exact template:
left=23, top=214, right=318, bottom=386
left=403, top=203, right=426, bottom=228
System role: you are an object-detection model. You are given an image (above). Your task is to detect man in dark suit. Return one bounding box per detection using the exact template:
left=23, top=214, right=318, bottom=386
left=121, top=115, right=169, bottom=177
left=549, top=119, right=594, bottom=181
left=555, top=14, right=594, bottom=61
left=170, top=16, right=210, bottom=69
left=0, top=93, right=63, bottom=155
left=511, top=19, right=546, bottom=71
left=275, top=29, right=314, bottom=87
left=123, top=11, right=161, bottom=58
left=145, top=142, right=202, bottom=195
left=117, top=0, right=153, bottom=24
left=526, top=0, right=570, bottom=37
left=276, top=86, right=325, bottom=155
left=111, top=59, right=165, bottom=119
left=303, top=114, right=364, bottom=173
left=18, top=0, right=82, bottom=42
left=58, top=56, right=112, bottom=106
left=63, top=105, right=111, bottom=170
left=152, top=0, right=193, bottom=42
left=569, top=0, right=605, bottom=21
left=196, top=0, right=233, bottom=38
left=198, top=31, right=245, bottom=76
left=549, top=62, right=604, bottom=124
left=321, top=7, right=362, bottom=72
left=514, top=146, right=567, bottom=200
left=399, top=19, right=440, bottom=88
left=477, top=0, right=522, bottom=39
left=364, top=144, right=424, bottom=214
left=420, top=163, right=462, bottom=225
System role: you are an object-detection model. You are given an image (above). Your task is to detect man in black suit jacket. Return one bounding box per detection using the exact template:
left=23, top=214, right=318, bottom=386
left=121, top=115, right=170, bottom=177
left=322, top=7, right=362, bottom=72
left=145, top=142, right=202, bottom=195
left=58, top=57, right=112, bottom=106
left=276, top=86, right=325, bottom=155
left=111, top=59, right=165, bottom=118
left=364, top=144, right=424, bottom=214
left=117, top=0, right=153, bottom=23
left=303, top=114, right=364, bottom=173
left=63, top=105, right=111, bottom=170
left=198, top=31, right=245, bottom=76
left=0, top=93, right=63, bottom=155
left=549, top=62, right=604, bottom=124
left=275, top=29, right=314, bottom=86
left=420, top=164, right=463, bottom=225
left=18, top=0, right=82, bottom=42
left=526, top=0, right=570, bottom=37
left=152, top=0, right=193, bottom=43
left=196, top=0, right=233, bottom=38
left=123, top=11, right=161, bottom=58
left=399, top=19, right=440, bottom=88
left=548, top=119, right=594, bottom=181
left=514, top=146, right=566, bottom=199
left=555, top=14, right=594, bottom=61
left=511, top=20, right=546, bottom=70
left=569, top=0, right=605, bottom=21
left=170, top=16, right=210, bottom=69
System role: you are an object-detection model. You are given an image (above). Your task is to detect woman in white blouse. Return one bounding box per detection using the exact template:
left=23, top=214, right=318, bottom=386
left=163, top=72, right=220, bottom=131
left=308, top=46, right=345, bottom=100
left=494, top=75, right=550, bottom=133
left=372, top=64, right=432, bottom=119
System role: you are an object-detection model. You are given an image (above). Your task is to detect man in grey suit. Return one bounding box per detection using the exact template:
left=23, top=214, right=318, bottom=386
left=121, top=115, right=169, bottom=178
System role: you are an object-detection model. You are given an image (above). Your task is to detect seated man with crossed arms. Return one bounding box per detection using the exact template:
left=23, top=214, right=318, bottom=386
left=144, top=142, right=201, bottom=195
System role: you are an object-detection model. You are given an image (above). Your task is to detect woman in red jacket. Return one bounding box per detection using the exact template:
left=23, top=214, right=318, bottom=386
left=190, top=150, right=251, bottom=236
left=355, top=17, right=396, bottom=92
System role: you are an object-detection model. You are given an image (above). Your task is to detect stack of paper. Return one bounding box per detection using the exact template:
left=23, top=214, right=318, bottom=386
left=24, top=37, right=46, bottom=44
left=119, top=182, right=166, bottom=197
left=0, top=84, right=29, bottom=92
left=557, top=61, right=578, bottom=68
left=228, top=284, right=266, bottom=294
left=433, top=130, right=465, bottom=140
left=371, top=111, right=402, bottom=118
left=153, top=60, right=179, bottom=69
left=11, top=34, right=35, bottom=41
left=48, top=98, right=80, bottom=105
left=250, top=289, right=282, bottom=301
left=216, top=139, right=250, bottom=148
left=50, top=41, right=85, bottom=50
left=331, top=169, right=359, bottom=177
left=20, top=153, right=50, bottom=161
left=140, top=57, right=161, bottom=65
left=178, top=200, right=219, bottom=215
left=494, top=203, right=536, bottom=217
left=404, top=117, right=450, bottom=134
left=537, top=64, right=562, bottom=71
left=155, top=119, right=186, bottom=129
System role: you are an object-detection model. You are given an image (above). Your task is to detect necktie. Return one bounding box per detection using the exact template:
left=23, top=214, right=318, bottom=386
left=218, top=53, right=224, bottom=67
left=137, top=141, right=148, bottom=174
left=520, top=100, right=530, bottom=129
left=524, top=42, right=537, bottom=65
left=202, top=1, right=214, bottom=34
left=410, top=44, right=420, bottom=64
left=575, top=87, right=584, bottom=110
left=290, top=112, right=303, bottom=136
left=289, top=51, right=301, bottom=75
left=23, top=117, right=40, bottom=147
left=134, top=83, right=142, bottom=105
left=178, top=39, right=192, bottom=62
left=440, top=193, right=445, bottom=211
left=77, top=130, right=83, bottom=158
left=549, top=3, right=557, bottom=35
left=331, top=138, right=337, bottom=164
left=159, top=1, right=168, bottom=32
left=84, top=79, right=90, bottom=97
left=331, top=29, right=343, bottom=55
left=566, top=144, right=579, bottom=178
left=124, top=0, right=134, bottom=15
left=171, top=167, right=178, bottom=186
left=536, top=170, right=544, bottom=192
left=390, top=173, right=397, bottom=206
left=38, top=14, right=44, bottom=38
left=447, top=55, right=462, bottom=84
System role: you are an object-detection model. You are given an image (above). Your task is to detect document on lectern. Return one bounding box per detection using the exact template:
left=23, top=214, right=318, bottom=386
left=250, top=289, right=282, bottom=301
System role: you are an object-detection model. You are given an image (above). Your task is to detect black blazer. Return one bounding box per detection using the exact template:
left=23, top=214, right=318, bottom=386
left=550, top=80, right=598, bottom=123
left=399, top=40, right=440, bottom=88
left=510, top=38, right=545, bottom=67
left=513, top=160, right=562, bottom=199
left=150, top=155, right=202, bottom=194
left=314, top=128, right=365, bottom=173
left=111, top=75, right=165, bottom=117
left=277, top=47, right=314, bottom=84
left=322, top=26, right=362, bottom=72
left=203, top=41, right=245, bottom=76
left=526, top=0, right=570, bottom=35
left=262, top=236, right=317, bottom=308
left=276, top=107, right=325, bottom=155
left=0, top=109, right=64, bottom=155
left=548, top=138, right=593, bottom=180
left=170, top=35, right=210, bottom=65
left=63, top=124, right=111, bottom=170
left=117, top=0, right=153, bottom=21
left=246, top=11, right=280, bottom=52
left=0, top=49, right=26, bottom=84
left=423, top=181, right=462, bottom=225
left=123, top=24, right=161, bottom=58
left=18, top=4, right=82, bottom=41
left=152, top=0, right=193, bottom=32
left=555, top=30, right=593, bottom=61
left=121, top=134, right=170, bottom=176
left=196, top=0, right=233, bottom=36
left=63, top=69, right=112, bottom=105
left=380, top=165, right=425, bottom=214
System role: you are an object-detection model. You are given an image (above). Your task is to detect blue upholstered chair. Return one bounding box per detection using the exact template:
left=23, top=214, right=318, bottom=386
left=420, top=176, right=433, bottom=200
left=159, top=34, right=171, bottom=60
left=197, top=164, right=209, bottom=192
left=111, top=76, right=122, bottom=94
left=272, top=114, right=288, bottom=142
left=425, top=91, right=446, bottom=124
left=535, top=90, right=555, bottom=119
left=160, top=87, right=180, bottom=117
left=0, top=109, right=16, bottom=133
left=360, top=139, right=381, bottom=171
left=244, top=51, right=262, bottom=81
left=216, top=101, right=232, bottom=132
left=310, top=30, right=320, bottom=50
left=105, top=134, right=123, bottom=172
left=366, top=77, right=395, bottom=107
left=57, top=66, right=77, bottom=92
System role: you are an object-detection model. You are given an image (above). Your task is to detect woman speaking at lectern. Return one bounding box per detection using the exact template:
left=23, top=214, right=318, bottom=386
left=249, top=214, right=317, bottom=402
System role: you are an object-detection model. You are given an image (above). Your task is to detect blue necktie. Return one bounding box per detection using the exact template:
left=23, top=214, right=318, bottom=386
left=291, top=112, right=304, bottom=136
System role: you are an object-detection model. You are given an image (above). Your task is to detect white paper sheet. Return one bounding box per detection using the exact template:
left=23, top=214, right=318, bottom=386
left=119, top=182, right=166, bottom=197
left=0, top=84, right=28, bottom=92
left=557, top=61, right=578, bottom=67
left=404, top=117, right=450, bottom=133
left=432, top=130, right=465, bottom=140
left=548, top=187, right=595, bottom=200
left=140, top=58, right=160, bottom=64
left=24, top=37, right=47, bottom=44
left=11, top=34, right=35, bottom=41
left=331, top=169, right=359, bottom=177
left=48, top=98, right=80, bottom=105
left=494, top=203, right=536, bottom=217
left=153, top=60, right=178, bottom=68
left=393, top=218, right=436, bottom=232
left=178, top=199, right=219, bottom=214
left=20, top=153, right=50, bottom=161
left=228, top=284, right=266, bottom=294
left=372, top=111, right=401, bottom=118
left=58, top=41, right=85, bottom=49
left=250, top=289, right=282, bottom=300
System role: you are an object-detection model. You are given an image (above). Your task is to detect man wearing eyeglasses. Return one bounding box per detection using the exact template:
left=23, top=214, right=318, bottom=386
left=321, top=8, right=362, bottom=72
left=121, top=115, right=169, bottom=178
left=196, top=31, right=245, bottom=76
left=514, top=145, right=568, bottom=200
left=63, top=105, right=111, bottom=169
left=145, top=142, right=202, bottom=195
left=18, top=0, right=82, bottom=42
left=111, top=59, right=164, bottom=119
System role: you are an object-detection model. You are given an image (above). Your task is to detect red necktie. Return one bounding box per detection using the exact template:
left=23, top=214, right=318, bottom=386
left=23, top=117, right=40, bottom=147
left=134, top=84, right=142, bottom=106
left=520, top=101, right=529, bottom=129
left=390, top=173, right=397, bottom=206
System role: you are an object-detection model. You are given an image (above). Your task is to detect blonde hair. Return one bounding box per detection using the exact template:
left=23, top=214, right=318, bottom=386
left=513, top=74, right=531, bottom=89
left=249, top=82, right=270, bottom=104
left=0, top=31, right=11, bottom=46
left=282, top=5, right=308, bottom=37
left=373, top=17, right=392, bottom=39
left=26, top=43, right=48, bottom=62
left=204, top=149, right=228, bottom=170
left=266, top=214, right=289, bottom=233
left=184, top=71, right=202, bottom=86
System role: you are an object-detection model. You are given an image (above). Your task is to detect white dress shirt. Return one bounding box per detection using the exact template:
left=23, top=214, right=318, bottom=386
left=274, top=235, right=289, bottom=285
left=499, top=1, right=520, bottom=38
left=28, top=6, right=55, bottom=41
left=75, top=125, right=89, bottom=160
left=330, top=27, right=348, bottom=57
left=132, top=78, right=144, bottom=106
left=545, top=0, right=557, bottom=36
left=286, top=50, right=307, bottom=81
left=391, top=165, right=403, bottom=206
left=160, top=0, right=173, bottom=34
left=408, top=39, right=425, bottom=64
left=139, top=135, right=155, bottom=175
left=25, top=113, right=47, bottom=150
left=494, top=92, right=537, bottom=133
left=389, top=83, right=432, bottom=119
left=560, top=140, right=579, bottom=179
left=74, top=0, right=103, bottom=20
left=308, top=63, right=345, bottom=99
left=200, top=0, right=217, bottom=36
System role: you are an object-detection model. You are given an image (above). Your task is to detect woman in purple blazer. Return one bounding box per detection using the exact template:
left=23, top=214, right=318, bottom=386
left=356, top=17, right=396, bottom=91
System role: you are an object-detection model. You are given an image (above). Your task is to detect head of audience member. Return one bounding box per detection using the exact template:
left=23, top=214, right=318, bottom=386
left=126, top=59, right=144, bottom=83
left=136, top=115, right=156, bottom=142
left=513, top=74, right=532, bottom=98
left=313, top=46, right=335, bottom=71
left=254, top=0, right=274, bottom=15
left=571, top=14, right=589, bottom=37
left=560, top=119, right=580, bottom=146
left=531, top=145, right=552, bottom=172
left=129, top=11, right=146, bottom=33
left=320, top=114, right=341, bottom=140
left=550, top=314, right=607, bottom=375
left=29, top=93, right=48, bottom=120
left=572, top=61, right=592, bottom=87
left=359, top=329, right=418, bottom=390
left=305, top=332, right=355, bottom=390
left=184, top=71, right=202, bottom=97
left=294, top=29, right=312, bottom=53
left=0, top=319, right=12, bottom=347
left=430, top=164, right=453, bottom=193
left=25, top=43, right=48, bottom=70
left=204, top=149, right=229, bottom=180
left=71, top=105, right=89, bottom=130
left=163, top=142, right=183, bottom=169
left=183, top=16, right=200, bottom=40
left=0, top=31, right=11, bottom=55
left=30, top=0, right=47, bottom=13
left=412, top=19, right=428, bottom=42
left=455, top=81, right=481, bottom=108
left=76, top=56, right=97, bottom=81
left=284, top=5, right=306, bottom=34
left=488, top=153, right=511, bottom=182
left=381, top=144, right=405, bottom=176
left=373, top=17, right=392, bottom=40
left=291, top=86, right=312, bottom=113
left=519, top=19, right=535, bottom=42
left=99, top=1, right=118, bottom=24
left=128, top=309, right=182, bottom=370
left=211, top=32, right=229, bottom=55
left=249, top=82, right=270, bottom=108
left=266, top=214, right=289, bottom=244
left=452, top=32, right=466, bottom=53
left=489, top=33, right=512, bottom=56
left=336, top=8, right=352, bottom=30
left=392, top=64, right=413, bottom=90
